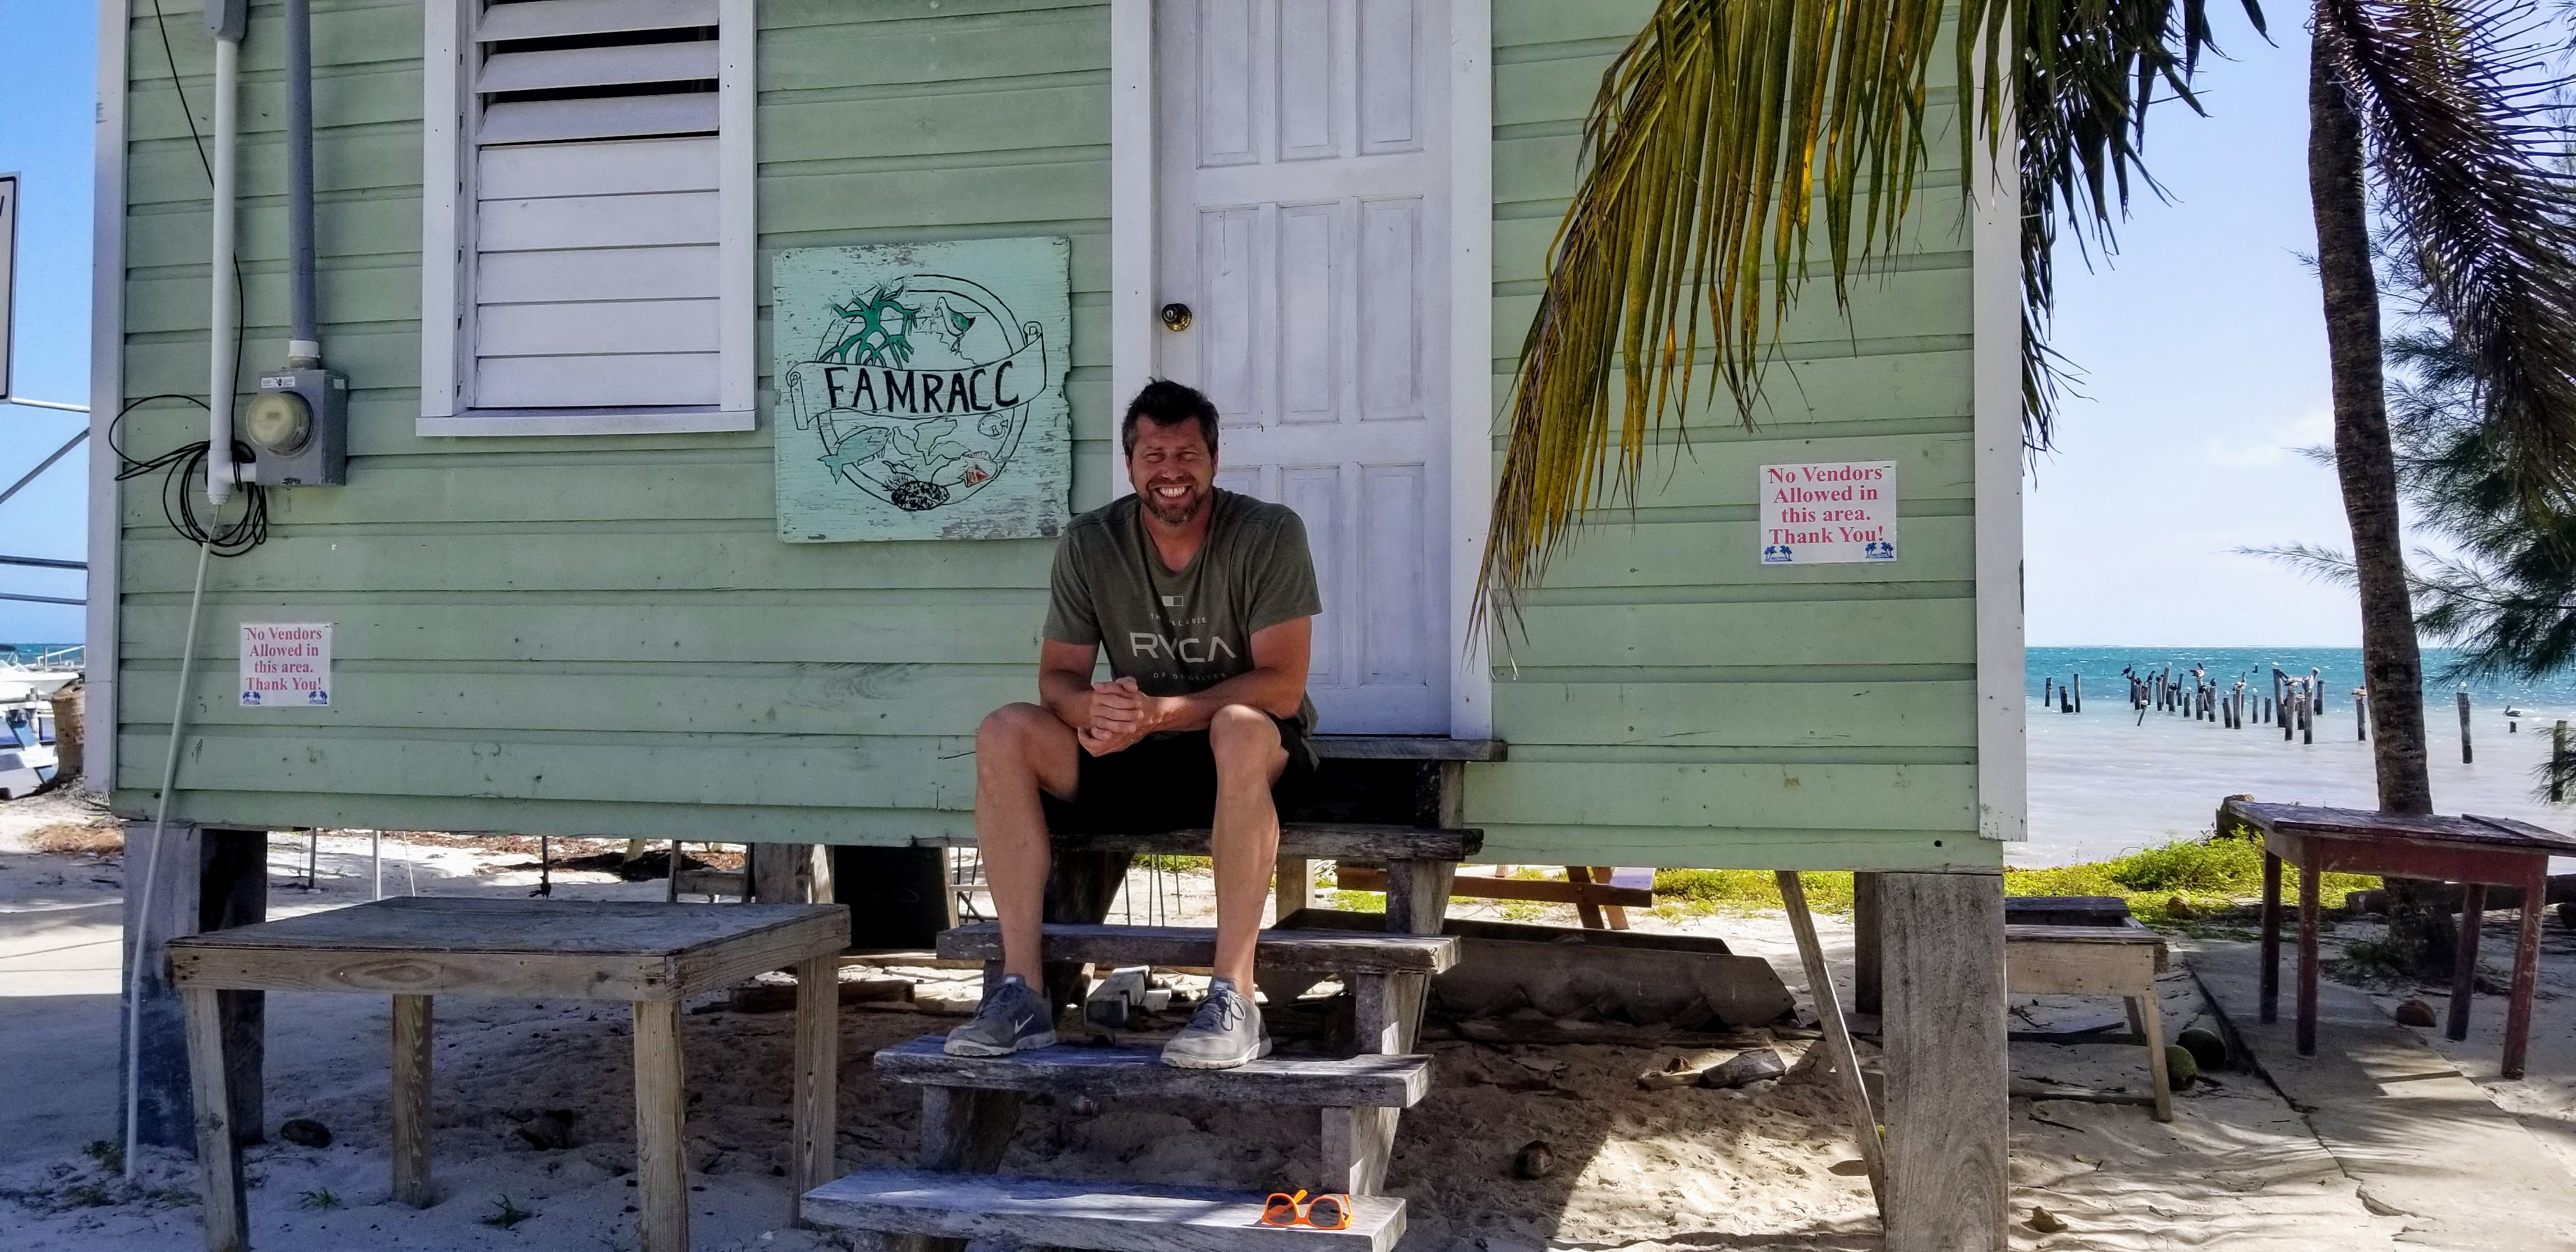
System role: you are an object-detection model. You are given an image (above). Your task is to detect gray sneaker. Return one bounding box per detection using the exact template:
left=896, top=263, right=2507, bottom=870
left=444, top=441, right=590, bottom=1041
left=1160, top=977, right=1271, bottom=1069
left=944, top=973, right=1059, bottom=1057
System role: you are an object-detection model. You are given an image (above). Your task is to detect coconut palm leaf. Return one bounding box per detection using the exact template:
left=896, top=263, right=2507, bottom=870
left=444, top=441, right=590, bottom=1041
left=2313, top=0, right=2576, bottom=512
left=1480, top=0, right=2260, bottom=622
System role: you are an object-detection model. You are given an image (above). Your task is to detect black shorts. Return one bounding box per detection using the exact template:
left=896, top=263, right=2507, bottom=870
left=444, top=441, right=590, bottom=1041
left=1041, top=714, right=1317, bottom=835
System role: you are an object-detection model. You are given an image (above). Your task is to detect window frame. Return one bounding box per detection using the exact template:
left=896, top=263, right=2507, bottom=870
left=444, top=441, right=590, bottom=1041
left=418, top=0, right=756, bottom=437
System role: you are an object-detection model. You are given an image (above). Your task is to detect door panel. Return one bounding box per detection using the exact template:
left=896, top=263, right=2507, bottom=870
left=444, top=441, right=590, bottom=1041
left=1156, top=0, right=1450, bottom=733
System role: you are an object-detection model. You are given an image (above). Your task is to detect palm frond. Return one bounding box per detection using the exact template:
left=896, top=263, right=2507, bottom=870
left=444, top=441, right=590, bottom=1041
left=1480, top=0, right=2260, bottom=623
left=2316, top=0, right=2576, bottom=509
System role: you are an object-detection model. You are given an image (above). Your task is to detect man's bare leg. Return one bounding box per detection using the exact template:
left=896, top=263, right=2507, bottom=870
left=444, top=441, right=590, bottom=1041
left=1206, top=705, right=1289, bottom=990
left=974, top=703, right=1082, bottom=986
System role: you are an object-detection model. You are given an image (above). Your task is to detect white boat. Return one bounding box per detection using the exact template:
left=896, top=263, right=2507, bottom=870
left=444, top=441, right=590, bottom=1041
left=0, top=650, right=79, bottom=705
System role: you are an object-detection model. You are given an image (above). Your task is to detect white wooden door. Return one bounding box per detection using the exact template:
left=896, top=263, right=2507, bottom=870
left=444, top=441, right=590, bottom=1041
left=1154, top=0, right=1451, bottom=733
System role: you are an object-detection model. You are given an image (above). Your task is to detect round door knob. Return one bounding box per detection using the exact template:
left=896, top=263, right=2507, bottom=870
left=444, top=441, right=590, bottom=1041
left=1160, top=302, right=1193, bottom=332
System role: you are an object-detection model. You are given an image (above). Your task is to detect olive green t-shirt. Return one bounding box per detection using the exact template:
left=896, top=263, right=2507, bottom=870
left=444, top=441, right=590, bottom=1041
left=1042, top=489, right=1323, bottom=734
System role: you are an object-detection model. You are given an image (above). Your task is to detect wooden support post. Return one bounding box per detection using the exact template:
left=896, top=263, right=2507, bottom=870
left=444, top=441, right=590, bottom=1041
left=2259, top=851, right=2282, bottom=1023
left=125, top=824, right=268, bottom=1156
left=898, top=1085, right=1027, bottom=1252
left=2133, top=992, right=2172, bottom=1123
left=181, top=987, right=248, bottom=1252
left=2504, top=859, right=2547, bottom=1080
left=790, top=954, right=839, bottom=1226
left=751, top=843, right=836, bottom=905
left=632, top=1000, right=690, bottom=1252
left=2447, top=884, right=2486, bottom=1042
left=1852, top=871, right=1883, bottom=1016
left=1565, top=865, right=1607, bottom=929
left=1593, top=867, right=1631, bottom=930
left=1322, top=1106, right=1396, bottom=1195
left=2072, top=675, right=2081, bottom=712
left=1775, top=872, right=1884, bottom=1214
left=1882, top=871, right=2006, bottom=1252
left=1275, top=857, right=1312, bottom=919
left=390, top=995, right=435, bottom=1207
left=2460, top=689, right=2474, bottom=764
left=2297, top=851, right=2322, bottom=1057
left=2358, top=691, right=2370, bottom=741
left=1381, top=859, right=1455, bottom=936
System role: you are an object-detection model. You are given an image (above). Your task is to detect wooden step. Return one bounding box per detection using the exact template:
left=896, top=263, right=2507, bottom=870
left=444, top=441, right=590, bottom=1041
left=802, top=1168, right=1406, bottom=1252
left=937, top=922, right=1459, bottom=975
left=1052, top=821, right=1480, bottom=861
left=874, top=1035, right=1432, bottom=1107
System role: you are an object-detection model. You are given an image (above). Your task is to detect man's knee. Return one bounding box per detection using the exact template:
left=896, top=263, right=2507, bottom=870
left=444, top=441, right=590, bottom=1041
left=1208, top=705, right=1282, bottom=775
left=977, top=703, right=1055, bottom=769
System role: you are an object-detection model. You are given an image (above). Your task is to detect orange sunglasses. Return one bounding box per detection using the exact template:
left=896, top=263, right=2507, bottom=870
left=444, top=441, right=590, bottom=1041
left=1259, top=1190, right=1353, bottom=1230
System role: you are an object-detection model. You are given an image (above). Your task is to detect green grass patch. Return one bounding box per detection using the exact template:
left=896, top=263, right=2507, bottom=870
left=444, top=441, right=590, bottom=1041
left=1135, top=855, right=1213, bottom=874
left=1652, top=869, right=1855, bottom=914
left=1650, top=836, right=2377, bottom=928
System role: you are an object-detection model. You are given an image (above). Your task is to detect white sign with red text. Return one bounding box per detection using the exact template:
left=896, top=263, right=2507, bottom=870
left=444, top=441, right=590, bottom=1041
left=240, top=623, right=332, bottom=708
left=1759, top=461, right=1897, bottom=565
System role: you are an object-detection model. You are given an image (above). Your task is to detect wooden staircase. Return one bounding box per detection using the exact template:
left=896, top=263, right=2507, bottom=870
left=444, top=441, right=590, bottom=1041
left=806, top=746, right=1487, bottom=1252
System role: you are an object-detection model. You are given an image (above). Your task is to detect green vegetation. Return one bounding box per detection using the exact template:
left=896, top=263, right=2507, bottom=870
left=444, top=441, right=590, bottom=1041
left=298, top=1189, right=344, bottom=1212
left=1133, top=855, right=1213, bottom=874
left=1652, top=836, right=2380, bottom=928
left=481, top=1196, right=535, bottom=1230
left=81, top=1140, right=121, bottom=1173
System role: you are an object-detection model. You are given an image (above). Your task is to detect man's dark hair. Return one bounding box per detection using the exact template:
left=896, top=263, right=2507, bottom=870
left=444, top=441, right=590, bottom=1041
left=1120, top=379, right=1220, bottom=457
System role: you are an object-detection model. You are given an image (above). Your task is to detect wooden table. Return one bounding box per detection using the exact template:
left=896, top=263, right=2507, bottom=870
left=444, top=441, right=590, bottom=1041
left=2221, top=799, right=2576, bottom=1078
left=167, top=897, right=848, bottom=1252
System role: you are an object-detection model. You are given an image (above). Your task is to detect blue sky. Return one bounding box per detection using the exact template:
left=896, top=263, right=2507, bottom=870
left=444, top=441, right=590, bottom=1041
left=0, top=1, right=99, bottom=643
left=0, top=6, right=2372, bottom=645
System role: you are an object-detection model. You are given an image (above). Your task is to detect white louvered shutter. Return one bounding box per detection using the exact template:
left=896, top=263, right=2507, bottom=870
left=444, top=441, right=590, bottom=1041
left=423, top=0, right=751, bottom=430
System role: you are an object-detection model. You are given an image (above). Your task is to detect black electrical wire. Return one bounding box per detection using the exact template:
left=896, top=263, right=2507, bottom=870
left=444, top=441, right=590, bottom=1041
left=139, top=0, right=268, bottom=558
left=109, top=395, right=270, bottom=556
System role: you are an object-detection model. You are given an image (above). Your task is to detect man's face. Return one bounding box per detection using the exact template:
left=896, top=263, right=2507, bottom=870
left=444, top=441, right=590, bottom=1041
left=1127, top=416, right=1215, bottom=526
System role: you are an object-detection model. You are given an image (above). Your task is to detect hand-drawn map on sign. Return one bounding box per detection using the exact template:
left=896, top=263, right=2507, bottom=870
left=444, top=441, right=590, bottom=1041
left=1759, top=461, right=1897, bottom=565
left=774, top=237, right=1071, bottom=541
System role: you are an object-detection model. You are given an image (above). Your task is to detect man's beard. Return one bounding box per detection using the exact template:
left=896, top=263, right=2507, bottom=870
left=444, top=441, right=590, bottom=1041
left=1141, top=481, right=1208, bottom=526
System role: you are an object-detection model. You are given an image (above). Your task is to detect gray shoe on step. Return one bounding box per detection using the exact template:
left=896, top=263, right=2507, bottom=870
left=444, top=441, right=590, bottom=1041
left=944, top=973, right=1059, bottom=1057
left=1160, top=977, right=1271, bottom=1069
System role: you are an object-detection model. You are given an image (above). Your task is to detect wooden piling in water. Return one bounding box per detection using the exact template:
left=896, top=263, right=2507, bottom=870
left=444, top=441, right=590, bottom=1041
left=2458, top=689, right=2474, bottom=764
left=2301, top=692, right=2313, bottom=745
left=2073, top=675, right=2082, bottom=712
left=2355, top=690, right=2368, bottom=741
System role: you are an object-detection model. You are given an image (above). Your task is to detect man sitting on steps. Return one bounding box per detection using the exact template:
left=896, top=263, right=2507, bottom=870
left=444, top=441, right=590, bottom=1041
left=947, top=379, right=1322, bottom=1069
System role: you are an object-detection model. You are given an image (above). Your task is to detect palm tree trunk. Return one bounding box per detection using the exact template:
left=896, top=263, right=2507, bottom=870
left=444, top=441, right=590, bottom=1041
left=2308, top=27, right=2453, bottom=970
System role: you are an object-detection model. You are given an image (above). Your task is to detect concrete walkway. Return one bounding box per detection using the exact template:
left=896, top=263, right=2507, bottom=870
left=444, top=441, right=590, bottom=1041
left=2189, top=940, right=2576, bottom=1250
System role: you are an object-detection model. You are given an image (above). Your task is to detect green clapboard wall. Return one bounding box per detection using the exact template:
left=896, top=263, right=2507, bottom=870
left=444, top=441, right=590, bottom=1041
left=1467, top=2, right=1995, bottom=871
left=111, top=0, right=1997, bottom=871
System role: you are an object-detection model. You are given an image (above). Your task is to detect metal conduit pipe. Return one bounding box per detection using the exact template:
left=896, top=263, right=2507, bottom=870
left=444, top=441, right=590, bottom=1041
left=284, top=0, right=319, bottom=367
left=204, top=12, right=241, bottom=506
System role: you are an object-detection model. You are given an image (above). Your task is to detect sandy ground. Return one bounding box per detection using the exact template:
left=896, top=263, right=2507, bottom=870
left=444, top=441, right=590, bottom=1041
left=0, top=800, right=2525, bottom=1251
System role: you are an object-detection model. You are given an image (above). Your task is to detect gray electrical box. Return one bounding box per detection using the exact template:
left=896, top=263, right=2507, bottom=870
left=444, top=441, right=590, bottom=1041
left=245, top=367, right=347, bottom=487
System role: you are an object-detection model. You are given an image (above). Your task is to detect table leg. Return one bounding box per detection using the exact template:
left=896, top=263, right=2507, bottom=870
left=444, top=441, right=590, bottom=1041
left=390, top=994, right=435, bottom=1208
left=632, top=1000, right=689, bottom=1252
left=2446, top=884, right=2487, bottom=1042
left=789, top=954, right=838, bottom=1226
left=2260, top=850, right=2282, bottom=1023
left=182, top=987, right=248, bottom=1252
left=2504, top=860, right=2547, bottom=1080
left=2297, top=851, right=2322, bottom=1057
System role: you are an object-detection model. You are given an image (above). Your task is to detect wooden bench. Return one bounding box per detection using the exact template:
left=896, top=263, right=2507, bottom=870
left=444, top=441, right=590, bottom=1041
left=2004, top=920, right=2173, bottom=1120
left=167, top=897, right=848, bottom=1252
